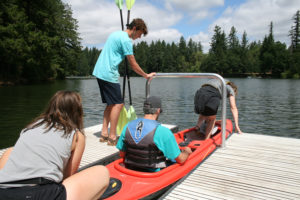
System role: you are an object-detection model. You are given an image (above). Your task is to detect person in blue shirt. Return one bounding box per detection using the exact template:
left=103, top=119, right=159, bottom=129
left=93, top=18, right=156, bottom=146
left=117, top=96, right=192, bottom=172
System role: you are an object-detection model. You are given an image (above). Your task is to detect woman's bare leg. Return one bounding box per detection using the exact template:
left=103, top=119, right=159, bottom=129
left=196, top=115, right=206, bottom=128
left=204, top=115, right=216, bottom=140
left=63, top=165, right=109, bottom=200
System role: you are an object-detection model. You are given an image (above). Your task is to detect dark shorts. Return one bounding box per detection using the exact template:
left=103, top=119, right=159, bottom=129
left=0, top=183, right=66, bottom=200
left=97, top=78, right=123, bottom=105
left=194, top=85, right=221, bottom=116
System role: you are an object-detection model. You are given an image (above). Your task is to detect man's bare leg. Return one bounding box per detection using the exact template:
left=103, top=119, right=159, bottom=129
left=108, top=104, right=124, bottom=141
left=101, top=105, right=113, bottom=138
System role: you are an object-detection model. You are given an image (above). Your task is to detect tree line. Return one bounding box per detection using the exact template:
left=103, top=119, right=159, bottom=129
left=0, top=0, right=299, bottom=84
left=78, top=10, right=300, bottom=79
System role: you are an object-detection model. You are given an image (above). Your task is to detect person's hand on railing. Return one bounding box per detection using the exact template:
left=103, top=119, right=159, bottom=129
left=146, top=72, right=156, bottom=79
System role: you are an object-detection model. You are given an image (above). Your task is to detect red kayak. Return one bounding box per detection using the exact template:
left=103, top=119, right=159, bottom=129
left=101, top=119, right=233, bottom=200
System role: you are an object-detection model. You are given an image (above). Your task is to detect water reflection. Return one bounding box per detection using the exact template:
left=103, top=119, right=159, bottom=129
left=0, top=77, right=300, bottom=148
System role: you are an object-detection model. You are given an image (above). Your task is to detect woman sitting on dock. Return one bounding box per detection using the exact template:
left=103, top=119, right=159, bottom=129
left=0, top=91, right=109, bottom=200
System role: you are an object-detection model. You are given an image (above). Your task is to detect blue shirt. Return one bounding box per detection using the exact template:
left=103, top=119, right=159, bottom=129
left=117, top=120, right=181, bottom=161
left=93, top=31, right=133, bottom=83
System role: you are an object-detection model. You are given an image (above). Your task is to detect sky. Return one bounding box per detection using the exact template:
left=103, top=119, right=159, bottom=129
left=62, top=0, right=300, bottom=52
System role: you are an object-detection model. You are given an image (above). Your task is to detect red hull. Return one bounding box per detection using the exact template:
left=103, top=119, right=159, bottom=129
left=105, top=119, right=233, bottom=200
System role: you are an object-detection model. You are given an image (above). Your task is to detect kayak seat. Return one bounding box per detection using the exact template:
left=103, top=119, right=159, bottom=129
left=179, top=138, right=192, bottom=147
left=99, top=178, right=122, bottom=199
left=179, top=141, right=190, bottom=147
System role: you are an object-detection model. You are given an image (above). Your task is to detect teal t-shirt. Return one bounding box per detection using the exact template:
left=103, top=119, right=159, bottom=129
left=117, top=120, right=181, bottom=161
left=93, top=31, right=133, bottom=83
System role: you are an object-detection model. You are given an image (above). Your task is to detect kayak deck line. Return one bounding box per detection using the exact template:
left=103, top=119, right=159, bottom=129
left=0, top=123, right=179, bottom=169
left=161, top=133, right=300, bottom=200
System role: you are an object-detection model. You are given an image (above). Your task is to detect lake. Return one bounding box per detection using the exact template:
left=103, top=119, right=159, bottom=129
left=0, top=77, right=300, bottom=148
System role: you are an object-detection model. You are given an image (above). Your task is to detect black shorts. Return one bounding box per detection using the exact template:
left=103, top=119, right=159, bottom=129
left=194, top=85, right=221, bottom=116
left=97, top=78, right=123, bottom=105
left=0, top=183, right=66, bottom=200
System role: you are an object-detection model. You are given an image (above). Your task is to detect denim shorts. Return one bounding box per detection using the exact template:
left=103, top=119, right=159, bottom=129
left=0, top=183, right=66, bottom=200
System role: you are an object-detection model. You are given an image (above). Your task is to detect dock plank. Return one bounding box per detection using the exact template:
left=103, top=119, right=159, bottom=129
left=162, top=133, right=300, bottom=200
left=2, top=128, right=300, bottom=199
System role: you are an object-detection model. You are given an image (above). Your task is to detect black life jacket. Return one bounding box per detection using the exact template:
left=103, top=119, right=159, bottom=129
left=124, top=118, right=167, bottom=170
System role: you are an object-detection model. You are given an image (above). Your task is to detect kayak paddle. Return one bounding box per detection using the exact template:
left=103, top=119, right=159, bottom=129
left=115, top=0, right=130, bottom=136
left=125, top=0, right=137, bottom=122
left=125, top=0, right=135, bottom=26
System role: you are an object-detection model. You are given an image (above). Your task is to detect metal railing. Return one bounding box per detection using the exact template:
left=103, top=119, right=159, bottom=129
left=145, top=73, right=227, bottom=148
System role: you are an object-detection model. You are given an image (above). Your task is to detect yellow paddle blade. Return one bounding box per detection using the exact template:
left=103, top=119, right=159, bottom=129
left=126, top=0, right=135, bottom=10
left=127, top=105, right=137, bottom=121
left=116, top=107, right=128, bottom=136
left=115, top=0, right=124, bottom=10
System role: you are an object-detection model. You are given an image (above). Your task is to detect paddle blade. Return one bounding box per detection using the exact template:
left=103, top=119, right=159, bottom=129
left=126, top=0, right=135, bottom=10
left=115, top=0, right=124, bottom=10
left=127, top=105, right=137, bottom=121
left=117, top=107, right=128, bottom=136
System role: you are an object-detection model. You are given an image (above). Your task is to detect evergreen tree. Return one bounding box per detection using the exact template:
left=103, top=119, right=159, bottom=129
left=0, top=0, right=81, bottom=82
left=178, top=36, right=187, bottom=57
left=260, top=22, right=275, bottom=75
left=146, top=41, right=157, bottom=73
left=227, top=26, right=240, bottom=73
left=89, top=47, right=100, bottom=74
left=205, top=25, right=228, bottom=73
left=134, top=41, right=148, bottom=74
left=288, top=10, right=300, bottom=78
left=162, top=43, right=173, bottom=72
left=240, top=31, right=249, bottom=73
left=170, top=42, right=179, bottom=72
left=187, top=38, right=196, bottom=63
left=197, top=42, right=203, bottom=52
left=228, top=26, right=239, bottom=49
left=272, top=42, right=289, bottom=77
left=160, top=40, right=167, bottom=72
left=248, top=41, right=261, bottom=73
left=289, top=10, right=300, bottom=52
left=0, top=0, right=28, bottom=81
left=77, top=48, right=89, bottom=76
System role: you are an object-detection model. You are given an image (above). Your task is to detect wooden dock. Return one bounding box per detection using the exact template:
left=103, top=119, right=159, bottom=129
left=160, top=133, right=300, bottom=200
left=1, top=127, right=300, bottom=199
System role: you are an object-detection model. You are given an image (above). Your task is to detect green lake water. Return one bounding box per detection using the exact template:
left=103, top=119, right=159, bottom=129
left=0, top=77, right=300, bottom=148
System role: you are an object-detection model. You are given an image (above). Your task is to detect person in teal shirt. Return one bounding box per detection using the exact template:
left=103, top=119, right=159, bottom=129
left=117, top=96, right=192, bottom=172
left=93, top=18, right=156, bottom=146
